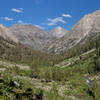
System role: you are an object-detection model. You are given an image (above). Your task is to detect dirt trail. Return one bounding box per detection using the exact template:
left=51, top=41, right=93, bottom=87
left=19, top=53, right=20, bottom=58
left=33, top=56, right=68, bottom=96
left=0, top=60, right=30, bottom=70
left=57, top=49, right=96, bottom=68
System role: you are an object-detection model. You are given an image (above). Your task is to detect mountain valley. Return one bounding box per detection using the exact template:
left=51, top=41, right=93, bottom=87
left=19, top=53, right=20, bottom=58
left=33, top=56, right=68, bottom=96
left=0, top=10, right=100, bottom=100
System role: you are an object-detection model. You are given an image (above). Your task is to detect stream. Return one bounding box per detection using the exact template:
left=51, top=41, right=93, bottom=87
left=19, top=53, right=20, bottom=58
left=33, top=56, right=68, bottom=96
left=84, top=74, right=93, bottom=87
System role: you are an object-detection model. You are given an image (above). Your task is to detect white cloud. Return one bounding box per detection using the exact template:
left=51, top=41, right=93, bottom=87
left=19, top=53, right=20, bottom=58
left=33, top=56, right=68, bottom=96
left=4, top=17, right=14, bottom=21
left=18, top=20, right=24, bottom=24
left=17, top=20, right=31, bottom=25
left=47, top=17, right=66, bottom=26
left=11, top=8, right=24, bottom=13
left=62, top=14, right=72, bottom=18
left=34, top=25, right=44, bottom=29
left=0, top=17, right=14, bottom=21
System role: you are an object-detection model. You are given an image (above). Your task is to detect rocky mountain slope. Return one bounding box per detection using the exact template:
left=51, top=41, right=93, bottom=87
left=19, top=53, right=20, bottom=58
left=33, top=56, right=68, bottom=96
left=9, top=24, right=68, bottom=51
left=9, top=24, right=52, bottom=51
left=0, top=24, right=18, bottom=43
left=47, top=10, right=100, bottom=53
left=48, top=26, right=68, bottom=39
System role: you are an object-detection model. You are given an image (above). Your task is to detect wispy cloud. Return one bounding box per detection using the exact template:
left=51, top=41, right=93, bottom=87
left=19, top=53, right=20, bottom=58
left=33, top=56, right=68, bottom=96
left=4, top=17, right=14, bottom=21
left=11, top=8, right=24, bottom=13
left=44, top=13, right=72, bottom=26
left=17, top=20, right=31, bottom=25
left=34, top=25, right=44, bottom=29
left=47, top=17, right=66, bottom=26
left=0, top=17, right=14, bottom=21
left=62, top=14, right=72, bottom=18
left=18, top=20, right=27, bottom=24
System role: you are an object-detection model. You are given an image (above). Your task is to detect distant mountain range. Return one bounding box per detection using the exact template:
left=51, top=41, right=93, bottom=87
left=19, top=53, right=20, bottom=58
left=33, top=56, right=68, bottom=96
left=0, top=10, right=100, bottom=53
left=9, top=24, right=68, bottom=51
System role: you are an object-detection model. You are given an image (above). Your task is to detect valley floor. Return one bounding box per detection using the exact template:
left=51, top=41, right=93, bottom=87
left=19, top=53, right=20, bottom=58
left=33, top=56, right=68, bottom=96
left=0, top=48, right=100, bottom=100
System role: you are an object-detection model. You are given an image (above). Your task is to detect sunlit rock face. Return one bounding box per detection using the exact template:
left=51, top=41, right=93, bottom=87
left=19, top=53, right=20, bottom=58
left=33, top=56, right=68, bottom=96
left=0, top=24, right=18, bottom=43
left=9, top=24, right=68, bottom=51
left=47, top=10, right=100, bottom=53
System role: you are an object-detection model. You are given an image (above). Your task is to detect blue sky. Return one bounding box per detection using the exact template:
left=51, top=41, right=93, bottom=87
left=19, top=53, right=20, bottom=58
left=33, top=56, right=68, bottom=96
left=0, top=0, right=100, bottom=31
